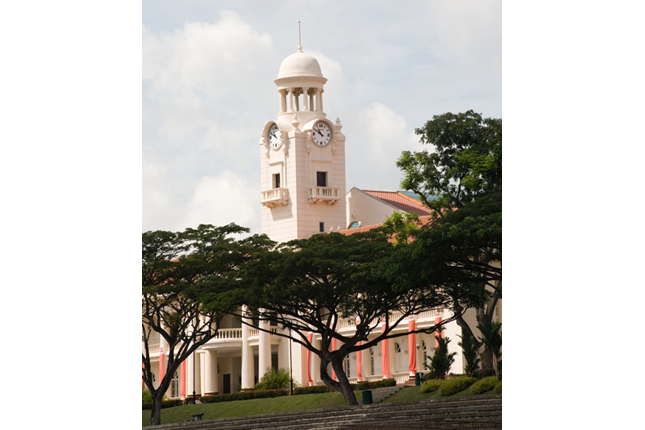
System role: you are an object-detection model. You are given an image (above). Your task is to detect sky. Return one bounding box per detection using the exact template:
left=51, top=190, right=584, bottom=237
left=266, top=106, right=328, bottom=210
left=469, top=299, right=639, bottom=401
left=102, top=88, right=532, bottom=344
left=142, top=0, right=502, bottom=235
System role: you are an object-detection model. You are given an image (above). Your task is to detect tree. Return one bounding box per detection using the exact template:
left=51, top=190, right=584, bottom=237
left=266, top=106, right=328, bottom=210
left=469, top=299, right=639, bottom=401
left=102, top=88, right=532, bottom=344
left=142, top=223, right=268, bottom=426
left=397, top=110, right=502, bottom=372
left=477, top=321, right=502, bottom=375
left=458, top=330, right=481, bottom=376
left=232, top=230, right=482, bottom=406
left=427, top=335, right=456, bottom=380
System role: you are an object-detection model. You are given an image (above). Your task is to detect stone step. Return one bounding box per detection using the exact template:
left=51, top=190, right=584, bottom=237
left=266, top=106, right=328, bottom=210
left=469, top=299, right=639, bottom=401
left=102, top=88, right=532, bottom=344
left=146, top=394, right=501, bottom=430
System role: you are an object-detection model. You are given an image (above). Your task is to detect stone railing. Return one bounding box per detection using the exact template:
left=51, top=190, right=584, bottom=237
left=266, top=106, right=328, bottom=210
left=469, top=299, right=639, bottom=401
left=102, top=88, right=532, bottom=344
left=308, top=186, right=340, bottom=205
left=261, top=188, right=288, bottom=208
left=212, top=328, right=243, bottom=340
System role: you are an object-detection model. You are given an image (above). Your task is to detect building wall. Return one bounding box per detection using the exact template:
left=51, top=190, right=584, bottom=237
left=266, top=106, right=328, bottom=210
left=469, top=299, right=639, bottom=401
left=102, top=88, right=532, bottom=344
left=346, top=188, right=399, bottom=228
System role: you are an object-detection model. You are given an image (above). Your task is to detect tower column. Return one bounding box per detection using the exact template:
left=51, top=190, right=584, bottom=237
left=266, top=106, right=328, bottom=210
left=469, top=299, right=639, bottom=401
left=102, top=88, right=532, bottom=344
left=279, top=89, right=287, bottom=113
left=356, top=341, right=363, bottom=382
left=316, top=88, right=323, bottom=112
left=288, top=88, right=294, bottom=112
left=302, top=87, right=309, bottom=111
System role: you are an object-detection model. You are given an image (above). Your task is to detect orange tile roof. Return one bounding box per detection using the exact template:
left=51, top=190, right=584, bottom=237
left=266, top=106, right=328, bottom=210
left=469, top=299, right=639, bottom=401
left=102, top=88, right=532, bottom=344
left=362, top=190, right=433, bottom=216
left=336, top=215, right=434, bottom=236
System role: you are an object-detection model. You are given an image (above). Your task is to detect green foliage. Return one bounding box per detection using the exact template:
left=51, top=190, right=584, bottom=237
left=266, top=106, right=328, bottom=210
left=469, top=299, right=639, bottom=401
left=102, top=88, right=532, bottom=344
left=439, top=376, right=477, bottom=396
left=200, top=389, right=289, bottom=403
left=493, top=381, right=502, bottom=394
left=355, top=379, right=397, bottom=391
left=398, top=110, right=502, bottom=212
left=470, top=376, right=499, bottom=395
left=142, top=388, right=152, bottom=404
left=379, top=212, right=420, bottom=245
left=427, top=335, right=456, bottom=379
left=477, top=321, right=502, bottom=375
left=420, top=379, right=444, bottom=393
left=142, top=399, right=183, bottom=411
left=294, top=386, right=332, bottom=395
left=458, top=330, right=480, bottom=376
left=238, top=230, right=460, bottom=407
left=254, top=367, right=297, bottom=391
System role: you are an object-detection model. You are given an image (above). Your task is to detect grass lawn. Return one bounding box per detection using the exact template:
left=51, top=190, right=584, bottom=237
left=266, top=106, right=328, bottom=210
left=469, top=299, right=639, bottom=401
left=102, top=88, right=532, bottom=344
left=384, top=385, right=497, bottom=403
left=143, top=386, right=500, bottom=426
left=142, top=392, right=348, bottom=427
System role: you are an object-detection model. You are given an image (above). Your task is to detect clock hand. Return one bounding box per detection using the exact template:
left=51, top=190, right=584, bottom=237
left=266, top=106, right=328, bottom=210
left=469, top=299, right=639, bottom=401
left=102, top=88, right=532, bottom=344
left=315, top=129, right=324, bottom=137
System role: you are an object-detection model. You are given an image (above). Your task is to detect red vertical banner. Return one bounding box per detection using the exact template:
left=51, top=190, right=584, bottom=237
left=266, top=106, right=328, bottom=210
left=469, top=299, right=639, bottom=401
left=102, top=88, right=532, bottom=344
left=180, top=360, right=186, bottom=399
left=159, top=346, right=165, bottom=383
left=356, top=341, right=362, bottom=382
left=307, top=332, right=313, bottom=386
left=331, top=336, right=337, bottom=381
left=408, top=318, right=416, bottom=375
left=381, top=323, right=389, bottom=379
left=435, top=311, right=442, bottom=347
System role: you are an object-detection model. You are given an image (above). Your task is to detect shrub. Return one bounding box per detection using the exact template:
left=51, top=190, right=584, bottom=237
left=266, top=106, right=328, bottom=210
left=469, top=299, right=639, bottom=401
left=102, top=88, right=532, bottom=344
left=473, top=368, right=497, bottom=379
left=420, top=379, right=443, bottom=393
left=255, top=367, right=295, bottom=390
left=142, top=388, right=152, bottom=404
left=493, top=381, right=502, bottom=394
left=439, top=376, right=476, bottom=396
left=355, top=379, right=396, bottom=391
left=294, top=386, right=331, bottom=395
left=200, top=389, right=289, bottom=403
left=470, top=376, right=499, bottom=395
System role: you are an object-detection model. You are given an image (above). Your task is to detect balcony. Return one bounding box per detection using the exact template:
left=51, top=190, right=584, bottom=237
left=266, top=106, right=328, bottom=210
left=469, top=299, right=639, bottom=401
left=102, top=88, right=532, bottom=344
left=308, top=186, right=340, bottom=205
left=261, top=188, right=289, bottom=208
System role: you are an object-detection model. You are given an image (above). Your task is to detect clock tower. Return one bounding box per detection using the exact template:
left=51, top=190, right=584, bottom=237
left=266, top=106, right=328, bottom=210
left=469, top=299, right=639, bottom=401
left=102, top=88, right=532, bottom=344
left=260, top=41, right=346, bottom=242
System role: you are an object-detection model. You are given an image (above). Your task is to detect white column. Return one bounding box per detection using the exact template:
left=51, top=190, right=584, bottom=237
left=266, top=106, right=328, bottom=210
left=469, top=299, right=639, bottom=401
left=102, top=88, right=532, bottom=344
left=199, top=352, right=205, bottom=396
left=186, top=351, right=194, bottom=396
left=311, top=336, right=321, bottom=385
left=279, top=89, right=287, bottom=113
left=316, top=89, right=323, bottom=112
left=288, top=88, right=294, bottom=112
left=258, top=314, right=272, bottom=378
left=241, top=306, right=255, bottom=389
left=204, top=350, right=219, bottom=395
left=302, top=87, right=309, bottom=111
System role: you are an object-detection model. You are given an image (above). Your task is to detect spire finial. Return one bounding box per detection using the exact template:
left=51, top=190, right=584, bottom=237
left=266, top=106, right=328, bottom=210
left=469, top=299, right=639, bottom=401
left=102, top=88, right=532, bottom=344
left=297, top=20, right=302, bottom=52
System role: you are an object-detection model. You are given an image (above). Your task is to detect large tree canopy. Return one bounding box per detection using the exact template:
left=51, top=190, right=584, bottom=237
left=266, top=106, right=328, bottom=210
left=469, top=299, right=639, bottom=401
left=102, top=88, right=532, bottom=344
left=230, top=230, right=484, bottom=406
left=142, top=223, right=270, bottom=426
left=396, top=110, right=502, bottom=372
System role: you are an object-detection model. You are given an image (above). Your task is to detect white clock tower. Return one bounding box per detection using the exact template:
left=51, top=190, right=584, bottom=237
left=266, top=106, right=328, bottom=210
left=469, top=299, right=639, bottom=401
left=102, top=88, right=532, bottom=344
left=260, top=39, right=347, bottom=242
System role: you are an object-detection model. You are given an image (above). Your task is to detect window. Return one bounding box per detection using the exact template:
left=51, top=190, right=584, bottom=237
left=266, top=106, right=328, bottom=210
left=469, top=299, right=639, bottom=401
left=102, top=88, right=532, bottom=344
left=369, top=348, right=375, bottom=376
left=422, top=340, right=427, bottom=369
left=319, top=222, right=324, bottom=233
left=395, top=342, right=402, bottom=373
left=170, top=371, right=180, bottom=398
left=316, top=171, right=327, bottom=187
left=273, top=173, right=281, bottom=189
left=344, top=355, right=351, bottom=378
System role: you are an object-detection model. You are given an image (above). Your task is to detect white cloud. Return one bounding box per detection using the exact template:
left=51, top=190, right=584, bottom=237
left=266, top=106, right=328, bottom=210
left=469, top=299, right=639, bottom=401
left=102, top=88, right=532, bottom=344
left=347, top=102, right=424, bottom=191
left=179, top=171, right=260, bottom=234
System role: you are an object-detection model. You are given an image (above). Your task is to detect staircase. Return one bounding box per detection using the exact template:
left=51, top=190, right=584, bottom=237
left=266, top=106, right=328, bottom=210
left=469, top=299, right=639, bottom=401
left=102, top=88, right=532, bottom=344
left=145, top=394, right=502, bottom=430
left=361, top=385, right=405, bottom=404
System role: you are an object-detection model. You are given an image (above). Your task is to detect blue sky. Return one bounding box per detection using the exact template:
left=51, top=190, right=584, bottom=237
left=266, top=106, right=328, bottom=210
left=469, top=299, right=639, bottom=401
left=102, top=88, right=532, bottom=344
left=142, top=1, right=502, bottom=234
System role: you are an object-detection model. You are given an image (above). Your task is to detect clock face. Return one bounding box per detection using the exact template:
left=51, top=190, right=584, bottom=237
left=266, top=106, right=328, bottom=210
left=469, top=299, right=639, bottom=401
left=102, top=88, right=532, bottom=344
left=312, top=122, right=332, bottom=147
left=268, top=123, right=281, bottom=150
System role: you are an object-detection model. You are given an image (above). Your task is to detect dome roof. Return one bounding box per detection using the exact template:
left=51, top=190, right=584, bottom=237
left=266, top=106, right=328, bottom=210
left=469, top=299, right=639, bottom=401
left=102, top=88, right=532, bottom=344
left=277, top=50, right=324, bottom=79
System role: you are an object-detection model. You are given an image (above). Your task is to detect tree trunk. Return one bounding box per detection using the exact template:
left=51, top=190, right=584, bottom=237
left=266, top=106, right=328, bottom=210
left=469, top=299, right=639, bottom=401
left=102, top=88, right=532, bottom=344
left=319, top=356, right=358, bottom=406
left=150, top=391, right=163, bottom=426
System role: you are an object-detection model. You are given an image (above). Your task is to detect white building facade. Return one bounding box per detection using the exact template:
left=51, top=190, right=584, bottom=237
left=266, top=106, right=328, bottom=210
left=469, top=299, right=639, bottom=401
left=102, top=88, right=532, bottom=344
left=145, top=43, right=499, bottom=399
